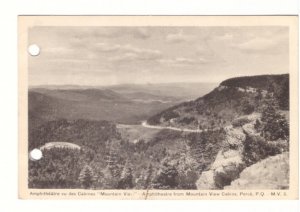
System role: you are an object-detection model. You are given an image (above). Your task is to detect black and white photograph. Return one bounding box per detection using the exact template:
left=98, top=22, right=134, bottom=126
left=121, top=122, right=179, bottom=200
left=18, top=16, right=298, bottom=199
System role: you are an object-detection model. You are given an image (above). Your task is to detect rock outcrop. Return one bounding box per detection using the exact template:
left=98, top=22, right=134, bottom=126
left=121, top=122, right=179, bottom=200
left=196, top=126, right=246, bottom=189
left=224, top=152, right=289, bottom=190
left=196, top=113, right=261, bottom=189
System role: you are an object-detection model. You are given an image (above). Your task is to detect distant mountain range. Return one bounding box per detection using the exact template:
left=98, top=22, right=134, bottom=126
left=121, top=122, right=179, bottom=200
left=29, top=82, right=216, bottom=128
left=30, top=82, right=217, bottom=100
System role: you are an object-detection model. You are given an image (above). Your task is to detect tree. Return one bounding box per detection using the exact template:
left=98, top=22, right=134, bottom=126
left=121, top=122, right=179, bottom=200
left=152, top=159, right=179, bottom=189
left=117, top=161, right=134, bottom=189
left=254, top=119, right=262, bottom=131
left=275, top=79, right=289, bottom=110
left=78, top=165, right=96, bottom=189
left=143, top=163, right=154, bottom=189
left=102, top=167, right=117, bottom=189
left=255, top=88, right=263, bottom=102
left=267, top=82, right=275, bottom=93
left=105, top=141, right=121, bottom=178
left=243, top=133, right=287, bottom=166
left=241, top=100, right=255, bottom=115
left=29, top=148, right=81, bottom=189
left=135, top=163, right=154, bottom=189
left=261, top=103, right=289, bottom=141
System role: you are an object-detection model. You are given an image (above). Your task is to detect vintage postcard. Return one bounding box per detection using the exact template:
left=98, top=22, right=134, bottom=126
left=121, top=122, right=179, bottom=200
left=19, top=16, right=298, bottom=199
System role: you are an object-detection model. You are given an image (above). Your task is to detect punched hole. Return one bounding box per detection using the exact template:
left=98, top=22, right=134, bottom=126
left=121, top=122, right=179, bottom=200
left=29, top=148, right=43, bottom=161
left=28, top=44, right=40, bottom=56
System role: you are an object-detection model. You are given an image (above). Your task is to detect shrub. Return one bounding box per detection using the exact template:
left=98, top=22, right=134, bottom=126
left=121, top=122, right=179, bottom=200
left=232, top=117, right=250, bottom=128
left=214, top=163, right=245, bottom=189
left=242, top=101, right=255, bottom=115
left=179, top=116, right=196, bottom=125
left=78, top=165, right=97, bottom=189
left=261, top=104, right=289, bottom=141
left=254, top=119, right=262, bottom=131
left=243, top=134, right=288, bottom=166
left=151, top=160, right=179, bottom=189
left=162, top=110, right=179, bottom=121
left=178, top=170, right=198, bottom=189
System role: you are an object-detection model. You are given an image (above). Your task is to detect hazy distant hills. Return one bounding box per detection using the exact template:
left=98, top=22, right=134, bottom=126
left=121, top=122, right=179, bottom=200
left=29, top=82, right=216, bottom=128
left=31, top=82, right=217, bottom=100
left=30, top=88, right=127, bottom=102
left=147, top=74, right=289, bottom=129
left=106, top=82, right=218, bottom=100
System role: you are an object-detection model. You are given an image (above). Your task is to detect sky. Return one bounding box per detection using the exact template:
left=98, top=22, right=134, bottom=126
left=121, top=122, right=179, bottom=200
left=28, top=26, right=289, bottom=86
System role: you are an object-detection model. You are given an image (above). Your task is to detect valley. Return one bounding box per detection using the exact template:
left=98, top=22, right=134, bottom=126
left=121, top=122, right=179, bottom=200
left=28, top=74, right=290, bottom=190
left=29, top=82, right=216, bottom=128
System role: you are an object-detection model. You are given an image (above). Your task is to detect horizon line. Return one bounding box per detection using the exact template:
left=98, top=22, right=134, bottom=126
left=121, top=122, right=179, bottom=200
left=29, top=73, right=289, bottom=88
left=29, top=81, right=219, bottom=88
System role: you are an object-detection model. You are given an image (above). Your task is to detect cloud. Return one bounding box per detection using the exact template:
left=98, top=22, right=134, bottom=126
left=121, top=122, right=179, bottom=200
left=107, top=45, right=162, bottom=62
left=175, top=57, right=196, bottom=64
left=212, top=28, right=289, bottom=54
left=94, top=43, right=121, bottom=52
left=159, top=57, right=209, bottom=67
left=94, top=43, right=160, bottom=55
left=216, top=33, right=234, bottom=41
left=133, top=28, right=150, bottom=39
left=166, top=31, right=192, bottom=43
left=110, top=51, right=162, bottom=62
left=236, top=37, right=278, bottom=51
left=234, top=34, right=287, bottom=53
left=120, top=45, right=161, bottom=56
left=43, top=47, right=74, bottom=54
left=42, top=45, right=100, bottom=61
left=198, top=57, right=210, bottom=64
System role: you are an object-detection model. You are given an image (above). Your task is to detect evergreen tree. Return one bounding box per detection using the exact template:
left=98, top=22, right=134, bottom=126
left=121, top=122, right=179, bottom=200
left=267, top=82, right=275, bottom=93
left=189, top=137, right=206, bottom=170
left=78, top=165, right=96, bottom=189
left=241, top=100, right=255, bottom=115
left=261, top=103, right=276, bottom=122
left=152, top=159, right=179, bottom=189
left=143, top=163, right=154, bottom=189
left=261, top=102, right=289, bottom=141
left=105, top=141, right=121, bottom=178
left=255, top=88, right=263, bottom=102
left=254, top=119, right=262, bottom=131
left=102, top=167, right=117, bottom=189
left=117, top=161, right=134, bottom=189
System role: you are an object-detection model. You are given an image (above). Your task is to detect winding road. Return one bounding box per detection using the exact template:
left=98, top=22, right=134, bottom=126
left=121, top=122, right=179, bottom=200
left=141, top=121, right=204, bottom=133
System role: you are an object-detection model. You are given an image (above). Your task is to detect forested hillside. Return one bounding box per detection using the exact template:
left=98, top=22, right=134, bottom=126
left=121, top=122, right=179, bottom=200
left=28, top=74, right=290, bottom=190
left=28, top=88, right=178, bottom=128
left=220, top=74, right=289, bottom=109
left=29, top=119, right=226, bottom=189
left=147, top=74, right=289, bottom=129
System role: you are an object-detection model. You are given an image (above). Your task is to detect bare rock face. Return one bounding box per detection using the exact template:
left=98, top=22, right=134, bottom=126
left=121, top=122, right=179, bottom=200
left=196, top=126, right=246, bottom=189
left=224, top=152, right=289, bottom=190
left=214, top=163, right=244, bottom=189
left=196, top=170, right=216, bottom=189
left=224, top=127, right=246, bottom=150
left=210, top=147, right=245, bottom=189
left=196, top=113, right=261, bottom=189
left=242, top=113, right=261, bottom=135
